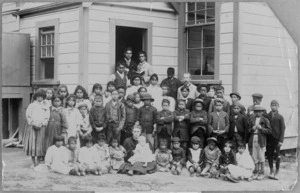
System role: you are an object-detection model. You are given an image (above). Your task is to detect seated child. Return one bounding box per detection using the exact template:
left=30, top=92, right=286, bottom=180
left=200, top=137, right=221, bottom=178
left=109, top=138, right=127, bottom=172
left=170, top=137, right=186, bottom=175
left=45, top=135, right=71, bottom=175
left=67, top=136, right=85, bottom=176
left=128, top=136, right=154, bottom=166
left=218, top=141, right=237, bottom=180
left=94, top=134, right=111, bottom=174
left=186, top=136, right=204, bottom=177
left=78, top=136, right=100, bottom=175
left=155, top=138, right=173, bottom=172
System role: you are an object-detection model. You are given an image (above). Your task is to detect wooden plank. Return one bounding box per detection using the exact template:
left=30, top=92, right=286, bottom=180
left=88, top=64, right=111, bottom=74
left=152, top=37, right=178, bottom=48
left=220, top=23, right=233, bottom=33
left=153, top=27, right=177, bottom=38
left=57, top=64, right=79, bottom=74
left=59, top=42, right=79, bottom=54
left=60, top=21, right=79, bottom=33
left=220, top=12, right=233, bottom=24
left=89, top=32, right=109, bottom=43
left=220, top=53, right=233, bottom=64
left=88, top=53, right=110, bottom=64
left=152, top=46, right=177, bottom=57
left=240, top=2, right=274, bottom=17
left=57, top=74, right=79, bottom=84
left=58, top=53, right=79, bottom=63
left=152, top=56, right=176, bottom=66
left=220, top=2, right=233, bottom=13
left=242, top=23, right=291, bottom=39
left=220, top=33, right=233, bottom=44
left=88, top=74, right=109, bottom=84
left=88, top=42, right=110, bottom=54
left=220, top=43, right=233, bottom=54
left=59, top=32, right=79, bottom=43
left=242, top=44, right=293, bottom=57
left=89, top=20, right=109, bottom=32
left=241, top=12, right=281, bottom=28
left=241, top=54, right=298, bottom=68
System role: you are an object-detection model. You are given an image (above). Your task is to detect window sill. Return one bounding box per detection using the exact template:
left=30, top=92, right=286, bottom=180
left=190, top=79, right=222, bottom=85
left=32, top=79, right=60, bottom=88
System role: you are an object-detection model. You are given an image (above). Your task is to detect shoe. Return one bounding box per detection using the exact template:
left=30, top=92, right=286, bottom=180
left=226, top=174, right=240, bottom=183
left=273, top=171, right=279, bottom=180
left=127, top=170, right=133, bottom=176
left=257, top=172, right=265, bottom=180
left=200, top=173, right=209, bottom=177
left=190, top=172, right=195, bottom=177
left=196, top=172, right=201, bottom=177
left=252, top=171, right=259, bottom=180
left=81, top=172, right=86, bottom=176
left=268, top=169, right=275, bottom=179
left=247, top=177, right=253, bottom=182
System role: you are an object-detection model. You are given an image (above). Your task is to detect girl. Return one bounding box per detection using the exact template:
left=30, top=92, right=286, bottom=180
left=218, top=141, right=237, bottom=179
left=74, top=85, right=92, bottom=111
left=126, top=75, right=143, bottom=97
left=45, top=135, right=71, bottom=175
left=44, top=95, right=68, bottom=153
left=67, top=136, right=85, bottom=176
left=137, top=51, right=153, bottom=83
left=89, top=83, right=103, bottom=105
left=186, top=136, right=204, bottom=177
left=58, top=84, right=69, bottom=108
left=94, top=134, right=111, bottom=174
left=103, top=81, right=116, bottom=106
left=63, top=94, right=83, bottom=146
left=161, top=84, right=176, bottom=112
left=179, top=86, right=194, bottom=111
left=147, top=74, right=163, bottom=110
left=133, top=92, right=144, bottom=109
left=78, top=103, right=92, bottom=147
left=24, top=89, right=50, bottom=167
left=155, top=138, right=173, bottom=172
left=109, top=138, right=127, bottom=172
left=45, top=88, right=55, bottom=108
left=128, top=136, right=154, bottom=167
left=138, top=86, right=147, bottom=98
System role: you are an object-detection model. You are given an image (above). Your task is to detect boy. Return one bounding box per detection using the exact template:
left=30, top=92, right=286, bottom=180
left=229, top=92, right=246, bottom=116
left=177, top=73, right=199, bottom=100
left=156, top=99, right=174, bottom=147
left=170, top=137, right=186, bottom=175
left=161, top=67, right=182, bottom=100
left=208, top=98, right=229, bottom=150
left=137, top=93, right=157, bottom=152
left=109, top=62, right=130, bottom=88
left=208, top=85, right=230, bottom=116
left=137, top=51, right=153, bottom=83
left=248, top=105, right=271, bottom=180
left=161, top=84, right=176, bottom=111
left=247, top=93, right=265, bottom=117
left=179, top=86, right=194, bottom=111
left=228, top=103, right=248, bottom=150
left=90, top=95, right=107, bottom=142
left=197, top=84, right=212, bottom=112
left=105, top=90, right=126, bottom=143
left=117, top=86, right=126, bottom=104
left=266, top=100, right=285, bottom=180
left=117, top=47, right=137, bottom=80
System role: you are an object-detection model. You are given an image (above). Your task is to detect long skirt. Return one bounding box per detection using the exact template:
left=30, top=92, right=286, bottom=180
left=24, top=124, right=46, bottom=157
left=227, top=164, right=253, bottom=178
left=118, top=161, right=156, bottom=175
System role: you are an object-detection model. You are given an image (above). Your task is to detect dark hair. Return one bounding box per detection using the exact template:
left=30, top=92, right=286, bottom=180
left=197, top=84, right=208, bottom=92
left=68, top=136, right=77, bottom=144
left=98, top=134, right=107, bottom=142
left=117, top=85, right=126, bottom=91
left=150, top=73, right=159, bottom=81
left=54, top=135, right=65, bottom=142
left=160, top=84, right=170, bottom=89
left=124, top=47, right=133, bottom=54
left=167, top=67, right=175, bottom=75
left=74, top=85, right=89, bottom=99
left=58, top=84, right=69, bottom=97
left=107, top=81, right=116, bottom=90
left=130, top=75, right=142, bottom=86
left=237, top=142, right=246, bottom=148
left=116, top=61, right=126, bottom=68
left=162, top=98, right=170, bottom=105
left=51, top=94, right=64, bottom=103
left=66, top=94, right=77, bottom=107
left=111, top=138, right=119, bottom=146
left=180, top=86, right=190, bottom=92
left=215, top=85, right=225, bottom=91
left=138, top=51, right=147, bottom=58
left=94, top=94, right=103, bottom=101
left=138, top=86, right=147, bottom=93
left=32, top=88, right=46, bottom=101
left=85, top=135, right=94, bottom=144
left=224, top=141, right=233, bottom=149
left=92, top=83, right=103, bottom=93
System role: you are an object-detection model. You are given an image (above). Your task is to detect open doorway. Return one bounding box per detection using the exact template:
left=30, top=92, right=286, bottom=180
left=115, top=26, right=146, bottom=64
left=2, top=98, right=20, bottom=139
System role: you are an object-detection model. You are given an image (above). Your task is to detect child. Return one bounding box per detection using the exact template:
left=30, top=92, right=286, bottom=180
left=147, top=73, right=163, bottom=110
left=78, top=103, right=92, bottom=147
left=186, top=136, right=204, bottom=177
left=89, top=83, right=103, bottom=104
left=218, top=141, right=237, bottom=179
left=229, top=92, right=246, bottom=116
left=179, top=86, right=194, bottom=111
left=133, top=92, right=144, bottom=109
left=126, top=75, right=143, bottom=97
left=170, top=137, right=186, bottom=175
left=117, top=47, right=137, bottom=80
left=44, top=95, right=68, bottom=153
left=208, top=98, right=229, bottom=150
left=78, top=136, right=100, bottom=175
left=228, top=103, right=248, bottom=151
left=161, top=67, right=182, bottom=100
left=128, top=136, right=154, bottom=167
left=117, top=86, right=126, bottom=104
left=105, top=90, right=126, bottom=143
left=109, top=138, right=127, bottom=172
left=58, top=84, right=69, bottom=108
left=248, top=105, right=271, bottom=180
left=74, top=85, right=92, bottom=110
left=137, top=93, right=157, bottom=152
left=173, top=99, right=190, bottom=151
left=24, top=89, right=50, bottom=167
left=247, top=93, right=265, bottom=117
left=109, top=62, right=130, bottom=88
left=45, top=88, right=54, bottom=108
left=103, top=81, right=116, bottom=107
left=67, top=136, right=85, bottom=176
left=266, top=100, right=285, bottom=180
left=63, top=94, right=83, bottom=146
left=156, top=99, right=174, bottom=147
left=208, top=85, right=230, bottom=116
left=121, top=94, right=139, bottom=144
left=161, top=84, right=176, bottom=112
left=177, top=73, right=199, bottom=99
left=138, top=86, right=147, bottom=97
left=155, top=138, right=173, bottom=172
left=190, top=99, right=208, bottom=149
left=94, top=134, right=111, bottom=174
left=200, top=137, right=221, bottom=178
left=45, top=135, right=71, bottom=174
left=137, top=51, right=153, bottom=83
left=197, top=84, right=212, bottom=112
left=89, top=95, right=107, bottom=142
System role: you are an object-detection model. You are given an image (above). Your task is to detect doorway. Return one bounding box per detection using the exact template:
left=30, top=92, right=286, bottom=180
left=2, top=98, right=20, bottom=139
left=115, top=26, right=146, bottom=64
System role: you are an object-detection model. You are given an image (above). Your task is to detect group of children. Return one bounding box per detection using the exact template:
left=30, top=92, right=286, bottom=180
left=23, top=54, right=286, bottom=183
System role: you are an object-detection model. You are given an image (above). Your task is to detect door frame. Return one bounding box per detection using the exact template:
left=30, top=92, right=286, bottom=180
left=109, top=19, right=153, bottom=73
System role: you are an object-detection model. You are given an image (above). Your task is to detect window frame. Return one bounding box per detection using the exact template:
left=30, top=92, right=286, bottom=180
left=35, top=19, right=59, bottom=81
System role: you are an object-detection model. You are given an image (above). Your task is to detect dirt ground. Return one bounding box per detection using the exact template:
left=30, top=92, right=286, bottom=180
left=1, top=147, right=298, bottom=192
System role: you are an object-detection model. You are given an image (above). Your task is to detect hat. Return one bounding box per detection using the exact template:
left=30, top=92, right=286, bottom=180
left=270, top=100, right=279, bottom=106
left=171, top=137, right=181, bottom=142
left=230, top=92, right=241, bottom=100
left=140, top=93, right=154, bottom=102
left=214, top=98, right=224, bottom=104
left=126, top=94, right=135, bottom=102
left=252, top=93, right=263, bottom=99
left=215, top=85, right=224, bottom=91
left=193, top=98, right=205, bottom=106
left=232, top=102, right=242, bottom=108
left=77, top=103, right=88, bottom=109
left=253, top=105, right=266, bottom=111
left=207, top=137, right=218, bottom=143
left=191, top=136, right=201, bottom=144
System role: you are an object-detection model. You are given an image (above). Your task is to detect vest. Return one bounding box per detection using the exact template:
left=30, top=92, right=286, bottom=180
left=114, top=72, right=127, bottom=88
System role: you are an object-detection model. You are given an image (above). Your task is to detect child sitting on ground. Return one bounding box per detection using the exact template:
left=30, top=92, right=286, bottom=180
left=218, top=141, right=237, bottom=180
left=128, top=136, right=154, bottom=167
left=155, top=138, right=173, bottom=172
left=200, top=137, right=221, bottom=178
left=170, top=137, right=186, bottom=175
left=186, top=136, right=204, bottom=177
left=109, top=138, right=127, bottom=172
left=67, top=136, right=85, bottom=176
left=94, top=134, right=111, bottom=175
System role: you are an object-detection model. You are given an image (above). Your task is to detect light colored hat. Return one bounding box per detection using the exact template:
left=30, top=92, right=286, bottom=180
left=253, top=105, right=266, bottom=111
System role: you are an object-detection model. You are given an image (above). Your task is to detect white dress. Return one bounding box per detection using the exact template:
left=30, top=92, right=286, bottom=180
left=147, top=85, right=163, bottom=110
left=78, top=146, right=98, bottom=170
left=227, top=150, right=255, bottom=178
left=128, top=143, right=154, bottom=163
left=186, top=148, right=201, bottom=168
left=45, top=145, right=71, bottom=175
left=126, top=85, right=142, bottom=97
left=63, top=107, right=83, bottom=147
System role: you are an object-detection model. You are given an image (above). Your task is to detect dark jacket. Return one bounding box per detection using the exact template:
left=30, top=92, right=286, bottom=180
left=105, top=100, right=126, bottom=129
left=137, top=105, right=158, bottom=134
left=156, top=109, right=174, bottom=136
left=173, top=109, right=190, bottom=137
left=187, top=148, right=205, bottom=165
left=89, top=106, right=107, bottom=129
left=190, top=110, right=208, bottom=135
left=122, top=137, right=138, bottom=162
left=208, top=98, right=231, bottom=118
left=124, top=105, right=139, bottom=128
left=171, top=147, right=186, bottom=165
left=248, top=115, right=271, bottom=150
left=230, top=103, right=246, bottom=116
left=228, top=114, right=248, bottom=141
left=266, top=111, right=286, bottom=143
left=197, top=94, right=212, bottom=112
left=177, top=97, right=194, bottom=111
left=208, top=111, right=229, bottom=137
left=161, top=77, right=182, bottom=100
left=117, top=58, right=137, bottom=80
left=219, top=152, right=237, bottom=167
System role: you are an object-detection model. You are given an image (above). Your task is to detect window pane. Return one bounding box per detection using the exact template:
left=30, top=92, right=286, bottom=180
left=196, top=2, right=205, bottom=11
left=196, top=11, right=205, bottom=24
left=203, top=25, right=215, bottom=47
left=207, top=2, right=215, bottom=9
left=46, top=46, right=52, bottom=57
left=51, top=34, right=54, bottom=44
left=41, top=35, right=46, bottom=46
left=187, top=2, right=195, bottom=12
left=188, top=50, right=201, bottom=75
left=207, top=9, right=215, bottom=23
left=188, top=27, right=202, bottom=49
left=44, top=58, right=54, bottom=79
left=46, top=34, right=51, bottom=45
left=202, top=48, right=214, bottom=75
left=41, top=46, right=46, bottom=57
left=186, top=12, right=195, bottom=25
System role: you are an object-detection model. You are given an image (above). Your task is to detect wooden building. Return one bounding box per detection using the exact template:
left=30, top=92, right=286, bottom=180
left=2, top=1, right=298, bottom=149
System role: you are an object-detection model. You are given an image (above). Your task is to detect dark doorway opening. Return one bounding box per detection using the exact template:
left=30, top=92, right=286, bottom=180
left=2, top=98, right=20, bottom=139
left=115, top=26, right=146, bottom=64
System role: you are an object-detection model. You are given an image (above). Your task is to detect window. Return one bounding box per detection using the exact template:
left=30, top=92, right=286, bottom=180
left=186, top=2, right=215, bottom=78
